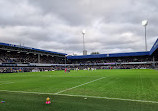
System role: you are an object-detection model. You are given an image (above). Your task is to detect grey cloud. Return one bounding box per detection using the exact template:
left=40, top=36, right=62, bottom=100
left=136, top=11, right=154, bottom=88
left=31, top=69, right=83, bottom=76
left=0, top=0, right=158, bottom=55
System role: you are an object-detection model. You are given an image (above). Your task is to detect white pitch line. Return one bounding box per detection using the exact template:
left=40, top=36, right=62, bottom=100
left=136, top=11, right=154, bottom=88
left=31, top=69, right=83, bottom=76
left=0, top=82, right=14, bottom=85
left=0, top=90, right=158, bottom=104
left=55, top=77, right=106, bottom=94
left=58, top=93, right=158, bottom=104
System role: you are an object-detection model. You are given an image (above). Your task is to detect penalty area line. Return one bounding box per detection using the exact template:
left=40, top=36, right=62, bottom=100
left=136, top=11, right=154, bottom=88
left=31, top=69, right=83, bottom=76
left=55, top=77, right=106, bottom=94
left=0, top=90, right=158, bottom=104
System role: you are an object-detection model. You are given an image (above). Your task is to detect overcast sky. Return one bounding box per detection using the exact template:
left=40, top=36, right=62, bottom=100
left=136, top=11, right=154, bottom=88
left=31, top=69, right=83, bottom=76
left=0, top=0, right=158, bottom=55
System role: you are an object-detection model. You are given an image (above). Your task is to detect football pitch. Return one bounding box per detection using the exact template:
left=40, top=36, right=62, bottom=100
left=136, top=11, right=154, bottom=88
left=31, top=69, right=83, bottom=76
left=0, top=69, right=158, bottom=111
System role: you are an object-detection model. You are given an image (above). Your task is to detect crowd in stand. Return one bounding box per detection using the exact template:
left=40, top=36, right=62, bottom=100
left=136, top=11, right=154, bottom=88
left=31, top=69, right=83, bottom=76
left=0, top=64, right=154, bottom=73
left=0, top=50, right=65, bottom=64
left=0, top=49, right=158, bottom=73
left=69, top=64, right=153, bottom=70
left=0, top=67, right=56, bottom=73
left=70, top=56, right=154, bottom=64
left=0, top=50, right=156, bottom=64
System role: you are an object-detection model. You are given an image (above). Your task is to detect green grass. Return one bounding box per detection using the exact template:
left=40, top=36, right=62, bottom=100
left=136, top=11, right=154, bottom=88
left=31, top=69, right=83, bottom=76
left=0, top=69, right=158, bottom=111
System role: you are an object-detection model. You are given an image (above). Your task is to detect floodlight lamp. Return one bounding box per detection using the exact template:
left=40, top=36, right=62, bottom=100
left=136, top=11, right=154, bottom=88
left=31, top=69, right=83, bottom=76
left=142, top=20, right=148, bottom=26
left=82, top=30, right=86, bottom=34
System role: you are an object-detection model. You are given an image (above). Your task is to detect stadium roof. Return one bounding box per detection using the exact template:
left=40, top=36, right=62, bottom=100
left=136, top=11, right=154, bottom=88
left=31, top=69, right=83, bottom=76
left=1, top=38, right=157, bottom=59
left=0, top=42, right=67, bottom=56
left=67, top=51, right=150, bottom=59
left=150, top=38, right=158, bottom=55
left=67, top=38, right=158, bottom=60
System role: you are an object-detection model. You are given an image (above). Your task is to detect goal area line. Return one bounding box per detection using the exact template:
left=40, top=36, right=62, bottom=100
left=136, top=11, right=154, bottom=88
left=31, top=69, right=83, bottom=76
left=0, top=89, right=158, bottom=104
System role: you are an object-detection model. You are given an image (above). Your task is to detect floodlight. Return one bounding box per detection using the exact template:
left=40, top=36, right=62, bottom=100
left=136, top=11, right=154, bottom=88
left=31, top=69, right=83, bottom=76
left=82, top=30, right=86, bottom=55
left=141, top=20, right=148, bottom=51
left=82, top=30, right=86, bottom=34
left=142, top=20, right=148, bottom=26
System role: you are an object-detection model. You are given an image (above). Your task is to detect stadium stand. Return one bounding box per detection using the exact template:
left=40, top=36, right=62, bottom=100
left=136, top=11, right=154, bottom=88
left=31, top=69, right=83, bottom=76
left=67, top=38, right=158, bottom=69
left=0, top=42, right=66, bottom=72
left=0, top=38, right=158, bottom=72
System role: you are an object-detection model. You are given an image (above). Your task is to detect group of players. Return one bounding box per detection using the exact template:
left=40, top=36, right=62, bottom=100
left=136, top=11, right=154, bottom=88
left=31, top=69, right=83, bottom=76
left=65, top=67, right=96, bottom=73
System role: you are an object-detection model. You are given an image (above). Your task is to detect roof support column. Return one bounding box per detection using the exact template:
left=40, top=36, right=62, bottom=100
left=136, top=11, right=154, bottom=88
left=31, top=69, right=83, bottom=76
left=38, top=54, right=40, bottom=63
left=153, top=56, right=155, bottom=68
